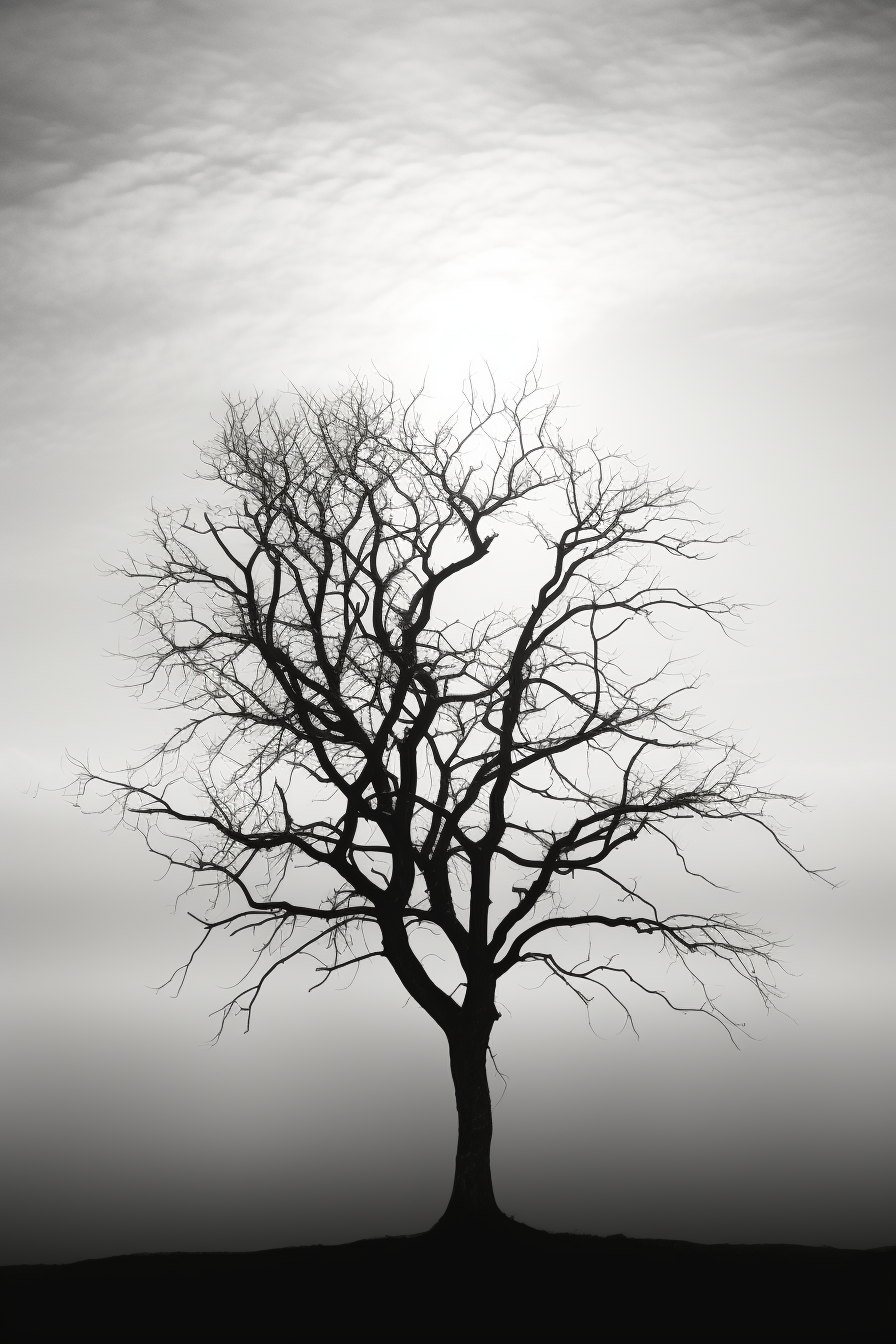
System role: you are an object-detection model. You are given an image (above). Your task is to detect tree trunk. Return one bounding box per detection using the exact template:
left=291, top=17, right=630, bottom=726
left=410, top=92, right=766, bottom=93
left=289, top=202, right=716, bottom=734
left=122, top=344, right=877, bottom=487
left=438, top=1027, right=504, bottom=1228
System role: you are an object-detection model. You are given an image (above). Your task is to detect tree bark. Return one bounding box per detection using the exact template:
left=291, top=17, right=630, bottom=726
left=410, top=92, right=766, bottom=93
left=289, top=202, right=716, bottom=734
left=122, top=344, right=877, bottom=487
left=438, top=1026, right=504, bottom=1228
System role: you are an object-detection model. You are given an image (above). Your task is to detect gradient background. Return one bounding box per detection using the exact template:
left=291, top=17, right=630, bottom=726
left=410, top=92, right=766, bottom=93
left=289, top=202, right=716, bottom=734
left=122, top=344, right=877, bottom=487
left=1, top=0, right=894, bottom=1262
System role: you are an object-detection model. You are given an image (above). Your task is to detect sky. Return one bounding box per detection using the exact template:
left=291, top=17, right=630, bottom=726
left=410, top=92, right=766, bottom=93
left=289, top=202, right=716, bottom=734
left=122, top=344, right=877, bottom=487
left=1, top=0, right=894, bottom=1261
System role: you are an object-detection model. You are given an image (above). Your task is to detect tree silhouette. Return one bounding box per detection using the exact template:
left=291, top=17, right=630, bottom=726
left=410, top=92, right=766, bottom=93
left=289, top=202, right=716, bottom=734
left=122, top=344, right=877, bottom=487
left=77, top=371, right=813, bottom=1227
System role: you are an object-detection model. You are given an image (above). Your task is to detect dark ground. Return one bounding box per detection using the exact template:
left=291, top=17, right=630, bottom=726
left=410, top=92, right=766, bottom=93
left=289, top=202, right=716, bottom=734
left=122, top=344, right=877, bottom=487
left=3, top=1223, right=892, bottom=1339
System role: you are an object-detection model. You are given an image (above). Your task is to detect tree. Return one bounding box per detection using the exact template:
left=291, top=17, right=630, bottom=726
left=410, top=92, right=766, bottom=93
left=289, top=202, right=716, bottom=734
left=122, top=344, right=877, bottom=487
left=77, top=371, right=812, bottom=1229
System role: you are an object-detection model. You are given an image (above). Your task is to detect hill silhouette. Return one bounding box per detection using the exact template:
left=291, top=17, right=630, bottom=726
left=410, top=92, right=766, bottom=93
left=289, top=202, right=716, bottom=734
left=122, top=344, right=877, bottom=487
left=3, top=1222, right=892, bottom=1339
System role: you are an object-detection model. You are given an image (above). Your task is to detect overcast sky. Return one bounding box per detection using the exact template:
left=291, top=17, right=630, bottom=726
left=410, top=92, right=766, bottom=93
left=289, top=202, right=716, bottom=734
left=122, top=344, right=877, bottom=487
left=1, top=0, right=894, bottom=1261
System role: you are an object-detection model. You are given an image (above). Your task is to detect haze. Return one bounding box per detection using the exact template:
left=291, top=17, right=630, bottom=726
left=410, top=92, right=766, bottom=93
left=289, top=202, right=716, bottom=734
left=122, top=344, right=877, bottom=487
left=1, top=0, right=893, bottom=1261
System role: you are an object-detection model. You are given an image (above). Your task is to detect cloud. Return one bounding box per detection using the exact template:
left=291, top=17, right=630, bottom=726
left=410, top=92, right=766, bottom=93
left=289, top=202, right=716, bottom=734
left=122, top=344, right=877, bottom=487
left=2, top=0, right=893, bottom=388
left=1, top=1, right=894, bottom=1261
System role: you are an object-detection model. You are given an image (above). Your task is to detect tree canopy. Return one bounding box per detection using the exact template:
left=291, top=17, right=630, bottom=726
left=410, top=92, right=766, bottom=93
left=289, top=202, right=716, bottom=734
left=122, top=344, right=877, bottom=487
left=77, top=371, right=815, bottom=1223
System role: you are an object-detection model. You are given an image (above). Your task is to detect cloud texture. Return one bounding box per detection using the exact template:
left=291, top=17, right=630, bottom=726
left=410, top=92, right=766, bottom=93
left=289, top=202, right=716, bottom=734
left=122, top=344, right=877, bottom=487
left=2, top=0, right=894, bottom=380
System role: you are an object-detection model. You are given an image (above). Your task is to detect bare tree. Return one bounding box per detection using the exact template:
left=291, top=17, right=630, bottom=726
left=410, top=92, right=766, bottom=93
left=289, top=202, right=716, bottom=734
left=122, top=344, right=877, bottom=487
left=76, top=371, right=815, bottom=1228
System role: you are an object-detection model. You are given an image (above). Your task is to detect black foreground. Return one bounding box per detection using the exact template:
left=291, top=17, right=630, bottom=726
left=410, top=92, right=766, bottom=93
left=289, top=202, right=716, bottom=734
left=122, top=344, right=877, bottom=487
left=3, top=1222, right=892, bottom=1338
